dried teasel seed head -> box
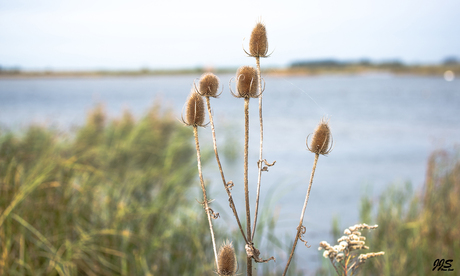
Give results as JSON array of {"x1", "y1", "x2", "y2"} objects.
[
  {"x1": 217, "y1": 240, "x2": 237, "y2": 276},
  {"x1": 235, "y1": 66, "x2": 259, "y2": 98},
  {"x1": 308, "y1": 117, "x2": 333, "y2": 155},
  {"x1": 198, "y1": 72, "x2": 220, "y2": 97},
  {"x1": 249, "y1": 21, "x2": 268, "y2": 57},
  {"x1": 183, "y1": 89, "x2": 205, "y2": 127}
]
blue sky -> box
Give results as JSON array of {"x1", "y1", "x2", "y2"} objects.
[{"x1": 1, "y1": 0, "x2": 459, "y2": 70}]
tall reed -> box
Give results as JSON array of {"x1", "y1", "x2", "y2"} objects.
[{"x1": 358, "y1": 149, "x2": 460, "y2": 275}]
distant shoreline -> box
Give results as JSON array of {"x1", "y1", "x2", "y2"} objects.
[{"x1": 1, "y1": 64, "x2": 459, "y2": 79}]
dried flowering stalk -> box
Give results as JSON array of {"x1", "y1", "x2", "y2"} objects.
[
  {"x1": 230, "y1": 65, "x2": 279, "y2": 274},
  {"x1": 230, "y1": 65, "x2": 261, "y2": 275},
  {"x1": 283, "y1": 117, "x2": 333, "y2": 276},
  {"x1": 181, "y1": 89, "x2": 219, "y2": 269},
  {"x1": 194, "y1": 73, "x2": 248, "y2": 245},
  {"x1": 319, "y1": 223, "x2": 385, "y2": 276},
  {"x1": 244, "y1": 20, "x2": 276, "y2": 243}
]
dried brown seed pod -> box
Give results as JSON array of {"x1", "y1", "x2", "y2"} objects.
[
  {"x1": 233, "y1": 66, "x2": 259, "y2": 98},
  {"x1": 249, "y1": 22, "x2": 268, "y2": 57},
  {"x1": 198, "y1": 72, "x2": 220, "y2": 97},
  {"x1": 182, "y1": 89, "x2": 206, "y2": 127},
  {"x1": 307, "y1": 117, "x2": 333, "y2": 155},
  {"x1": 217, "y1": 240, "x2": 237, "y2": 276}
]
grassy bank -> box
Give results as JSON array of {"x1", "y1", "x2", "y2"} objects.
[
  {"x1": 0, "y1": 104, "x2": 217, "y2": 275},
  {"x1": 1, "y1": 63, "x2": 459, "y2": 79},
  {"x1": 348, "y1": 149, "x2": 459, "y2": 275}
]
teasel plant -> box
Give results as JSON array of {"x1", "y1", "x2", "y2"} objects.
[
  {"x1": 180, "y1": 89, "x2": 219, "y2": 270},
  {"x1": 244, "y1": 20, "x2": 276, "y2": 243},
  {"x1": 193, "y1": 73, "x2": 249, "y2": 246},
  {"x1": 229, "y1": 65, "x2": 275, "y2": 275},
  {"x1": 283, "y1": 117, "x2": 334, "y2": 276}
]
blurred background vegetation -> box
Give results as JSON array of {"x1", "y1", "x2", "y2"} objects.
[
  {"x1": 318, "y1": 149, "x2": 460, "y2": 276},
  {"x1": 1, "y1": 103, "x2": 459, "y2": 275},
  {"x1": 0, "y1": 104, "x2": 217, "y2": 275}
]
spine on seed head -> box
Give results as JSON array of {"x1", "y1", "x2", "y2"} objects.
[
  {"x1": 236, "y1": 66, "x2": 259, "y2": 98},
  {"x1": 185, "y1": 89, "x2": 205, "y2": 127},
  {"x1": 249, "y1": 22, "x2": 268, "y2": 57},
  {"x1": 217, "y1": 240, "x2": 237, "y2": 276},
  {"x1": 199, "y1": 72, "x2": 220, "y2": 97}
]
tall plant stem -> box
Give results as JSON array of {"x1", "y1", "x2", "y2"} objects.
[
  {"x1": 252, "y1": 56, "x2": 264, "y2": 241},
  {"x1": 243, "y1": 97, "x2": 253, "y2": 275},
  {"x1": 283, "y1": 153, "x2": 320, "y2": 276},
  {"x1": 193, "y1": 126, "x2": 219, "y2": 270},
  {"x1": 205, "y1": 97, "x2": 248, "y2": 244}
]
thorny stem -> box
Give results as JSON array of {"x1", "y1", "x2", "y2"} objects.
[
  {"x1": 283, "y1": 153, "x2": 320, "y2": 276},
  {"x1": 252, "y1": 56, "x2": 264, "y2": 241},
  {"x1": 204, "y1": 97, "x2": 248, "y2": 244},
  {"x1": 193, "y1": 126, "x2": 219, "y2": 271},
  {"x1": 244, "y1": 97, "x2": 253, "y2": 275}
]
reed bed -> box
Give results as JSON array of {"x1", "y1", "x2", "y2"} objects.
[
  {"x1": 356, "y1": 149, "x2": 460, "y2": 275},
  {"x1": 0, "y1": 104, "x2": 217, "y2": 275}
]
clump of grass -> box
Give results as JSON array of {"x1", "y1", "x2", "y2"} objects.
[
  {"x1": 0, "y1": 104, "x2": 217, "y2": 275},
  {"x1": 358, "y1": 149, "x2": 460, "y2": 275}
]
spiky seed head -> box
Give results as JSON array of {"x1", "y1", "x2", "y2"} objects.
[
  {"x1": 199, "y1": 72, "x2": 220, "y2": 97},
  {"x1": 236, "y1": 66, "x2": 258, "y2": 98},
  {"x1": 249, "y1": 22, "x2": 268, "y2": 57},
  {"x1": 217, "y1": 240, "x2": 237, "y2": 276},
  {"x1": 309, "y1": 118, "x2": 332, "y2": 155},
  {"x1": 184, "y1": 89, "x2": 205, "y2": 127}
]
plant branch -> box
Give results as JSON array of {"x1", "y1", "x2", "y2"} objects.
[
  {"x1": 244, "y1": 97, "x2": 253, "y2": 275},
  {"x1": 205, "y1": 96, "x2": 248, "y2": 244},
  {"x1": 283, "y1": 153, "x2": 320, "y2": 276},
  {"x1": 193, "y1": 126, "x2": 219, "y2": 270},
  {"x1": 252, "y1": 56, "x2": 264, "y2": 241}
]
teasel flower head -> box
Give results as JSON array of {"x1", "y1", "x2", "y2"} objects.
[
  {"x1": 248, "y1": 21, "x2": 269, "y2": 57},
  {"x1": 181, "y1": 89, "x2": 206, "y2": 127},
  {"x1": 217, "y1": 240, "x2": 238, "y2": 276},
  {"x1": 307, "y1": 117, "x2": 333, "y2": 155},
  {"x1": 195, "y1": 72, "x2": 222, "y2": 98},
  {"x1": 230, "y1": 66, "x2": 261, "y2": 98}
]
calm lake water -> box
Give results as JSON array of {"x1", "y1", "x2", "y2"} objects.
[{"x1": 1, "y1": 74, "x2": 459, "y2": 274}]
